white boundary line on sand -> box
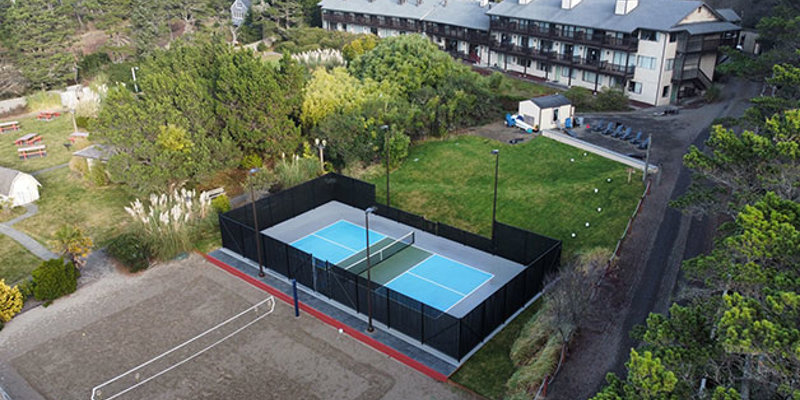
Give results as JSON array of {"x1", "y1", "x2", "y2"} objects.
[{"x1": 90, "y1": 296, "x2": 276, "y2": 400}]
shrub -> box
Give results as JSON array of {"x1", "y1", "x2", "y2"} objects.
[
  {"x1": 88, "y1": 163, "x2": 109, "y2": 186},
  {"x1": 562, "y1": 87, "x2": 594, "y2": 111},
  {"x1": 256, "y1": 42, "x2": 268, "y2": 52},
  {"x1": 69, "y1": 157, "x2": 90, "y2": 176},
  {"x1": 26, "y1": 91, "x2": 62, "y2": 112},
  {"x1": 31, "y1": 258, "x2": 79, "y2": 303},
  {"x1": 0, "y1": 279, "x2": 24, "y2": 322},
  {"x1": 240, "y1": 153, "x2": 263, "y2": 170},
  {"x1": 211, "y1": 194, "x2": 231, "y2": 214},
  {"x1": 124, "y1": 187, "x2": 214, "y2": 260},
  {"x1": 16, "y1": 279, "x2": 35, "y2": 301},
  {"x1": 78, "y1": 52, "x2": 112, "y2": 80},
  {"x1": 593, "y1": 88, "x2": 629, "y2": 111},
  {"x1": 75, "y1": 116, "x2": 91, "y2": 129},
  {"x1": 386, "y1": 131, "x2": 410, "y2": 168},
  {"x1": 107, "y1": 232, "x2": 152, "y2": 272},
  {"x1": 705, "y1": 84, "x2": 722, "y2": 103},
  {"x1": 274, "y1": 155, "x2": 321, "y2": 189}
]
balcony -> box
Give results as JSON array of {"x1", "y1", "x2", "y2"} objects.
[
  {"x1": 490, "y1": 41, "x2": 635, "y2": 77},
  {"x1": 425, "y1": 24, "x2": 490, "y2": 44},
  {"x1": 489, "y1": 19, "x2": 639, "y2": 51},
  {"x1": 676, "y1": 36, "x2": 733, "y2": 54},
  {"x1": 447, "y1": 50, "x2": 482, "y2": 64},
  {"x1": 323, "y1": 13, "x2": 420, "y2": 32}
]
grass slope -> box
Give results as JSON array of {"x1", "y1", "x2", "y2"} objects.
[
  {"x1": 367, "y1": 135, "x2": 643, "y2": 258},
  {"x1": 0, "y1": 114, "x2": 88, "y2": 173},
  {"x1": 14, "y1": 168, "x2": 132, "y2": 251}
]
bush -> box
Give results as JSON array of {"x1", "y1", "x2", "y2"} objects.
[
  {"x1": 705, "y1": 84, "x2": 722, "y2": 103},
  {"x1": 107, "y1": 232, "x2": 152, "y2": 272},
  {"x1": 256, "y1": 42, "x2": 268, "y2": 52},
  {"x1": 78, "y1": 52, "x2": 112, "y2": 80},
  {"x1": 594, "y1": 88, "x2": 629, "y2": 111},
  {"x1": 75, "y1": 116, "x2": 91, "y2": 129},
  {"x1": 26, "y1": 91, "x2": 62, "y2": 112},
  {"x1": 88, "y1": 163, "x2": 109, "y2": 186},
  {"x1": 31, "y1": 258, "x2": 79, "y2": 303},
  {"x1": 69, "y1": 157, "x2": 90, "y2": 176},
  {"x1": 211, "y1": 194, "x2": 231, "y2": 214},
  {"x1": 562, "y1": 87, "x2": 594, "y2": 111},
  {"x1": 274, "y1": 155, "x2": 321, "y2": 189},
  {"x1": 240, "y1": 153, "x2": 263, "y2": 170},
  {"x1": 0, "y1": 279, "x2": 24, "y2": 322},
  {"x1": 16, "y1": 279, "x2": 35, "y2": 301}
]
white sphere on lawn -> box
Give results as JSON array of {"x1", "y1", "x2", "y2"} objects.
[
  {"x1": 597, "y1": 207, "x2": 602, "y2": 212},
  {"x1": 607, "y1": 178, "x2": 612, "y2": 183},
  {"x1": 594, "y1": 188, "x2": 599, "y2": 193},
  {"x1": 583, "y1": 152, "x2": 588, "y2": 156},
  {"x1": 585, "y1": 222, "x2": 590, "y2": 227},
  {"x1": 570, "y1": 158, "x2": 575, "y2": 162},
  {"x1": 571, "y1": 233, "x2": 576, "y2": 238}
]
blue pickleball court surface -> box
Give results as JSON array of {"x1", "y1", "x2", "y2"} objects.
[
  {"x1": 291, "y1": 220, "x2": 385, "y2": 264},
  {"x1": 385, "y1": 255, "x2": 493, "y2": 312}
]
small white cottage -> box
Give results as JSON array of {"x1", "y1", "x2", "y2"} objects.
[
  {"x1": 0, "y1": 166, "x2": 40, "y2": 206},
  {"x1": 230, "y1": 0, "x2": 252, "y2": 26},
  {"x1": 518, "y1": 94, "x2": 575, "y2": 131}
]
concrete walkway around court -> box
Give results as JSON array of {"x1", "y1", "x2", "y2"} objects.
[{"x1": 0, "y1": 203, "x2": 58, "y2": 260}]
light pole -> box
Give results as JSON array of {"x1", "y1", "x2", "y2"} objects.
[
  {"x1": 365, "y1": 206, "x2": 377, "y2": 333},
  {"x1": 249, "y1": 168, "x2": 265, "y2": 277},
  {"x1": 491, "y1": 149, "x2": 500, "y2": 239},
  {"x1": 131, "y1": 66, "x2": 140, "y2": 93},
  {"x1": 381, "y1": 125, "x2": 390, "y2": 207},
  {"x1": 314, "y1": 138, "x2": 327, "y2": 172}
]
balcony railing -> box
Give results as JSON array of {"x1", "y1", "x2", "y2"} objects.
[
  {"x1": 490, "y1": 41, "x2": 635, "y2": 76},
  {"x1": 323, "y1": 13, "x2": 419, "y2": 31},
  {"x1": 489, "y1": 20, "x2": 639, "y2": 51},
  {"x1": 424, "y1": 24, "x2": 490, "y2": 44}
]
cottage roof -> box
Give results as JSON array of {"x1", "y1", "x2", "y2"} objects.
[
  {"x1": 73, "y1": 144, "x2": 114, "y2": 162},
  {"x1": 529, "y1": 94, "x2": 571, "y2": 108},
  {"x1": 715, "y1": 8, "x2": 740, "y2": 23},
  {"x1": 0, "y1": 166, "x2": 21, "y2": 197},
  {"x1": 319, "y1": 0, "x2": 490, "y2": 30}
]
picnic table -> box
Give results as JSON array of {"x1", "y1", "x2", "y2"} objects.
[
  {"x1": 0, "y1": 121, "x2": 20, "y2": 133},
  {"x1": 18, "y1": 145, "x2": 47, "y2": 160},
  {"x1": 68, "y1": 131, "x2": 89, "y2": 143},
  {"x1": 37, "y1": 111, "x2": 61, "y2": 121},
  {"x1": 14, "y1": 133, "x2": 42, "y2": 146}
]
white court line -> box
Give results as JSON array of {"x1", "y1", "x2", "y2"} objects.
[
  {"x1": 406, "y1": 271, "x2": 467, "y2": 296},
  {"x1": 289, "y1": 219, "x2": 344, "y2": 245},
  {"x1": 90, "y1": 297, "x2": 275, "y2": 400},
  {"x1": 383, "y1": 254, "x2": 435, "y2": 287},
  {"x1": 310, "y1": 233, "x2": 359, "y2": 253},
  {"x1": 444, "y1": 274, "x2": 494, "y2": 313}
]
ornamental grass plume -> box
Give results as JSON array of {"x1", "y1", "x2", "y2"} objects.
[{"x1": 124, "y1": 186, "x2": 212, "y2": 260}]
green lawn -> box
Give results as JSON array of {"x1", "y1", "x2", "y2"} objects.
[
  {"x1": 0, "y1": 206, "x2": 26, "y2": 223},
  {"x1": 0, "y1": 235, "x2": 41, "y2": 284},
  {"x1": 451, "y1": 300, "x2": 542, "y2": 399},
  {"x1": 366, "y1": 135, "x2": 643, "y2": 258},
  {"x1": 14, "y1": 168, "x2": 133, "y2": 251},
  {"x1": 496, "y1": 74, "x2": 558, "y2": 101},
  {"x1": 0, "y1": 113, "x2": 90, "y2": 173}
]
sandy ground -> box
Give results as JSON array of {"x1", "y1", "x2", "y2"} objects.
[{"x1": 0, "y1": 254, "x2": 476, "y2": 400}]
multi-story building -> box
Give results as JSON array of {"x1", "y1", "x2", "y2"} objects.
[{"x1": 319, "y1": 0, "x2": 740, "y2": 106}]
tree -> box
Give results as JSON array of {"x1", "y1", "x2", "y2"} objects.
[
  {"x1": 675, "y1": 109, "x2": 800, "y2": 217},
  {"x1": 0, "y1": 279, "x2": 23, "y2": 323},
  {"x1": 342, "y1": 34, "x2": 379, "y2": 63},
  {"x1": 592, "y1": 350, "x2": 680, "y2": 400},
  {"x1": 3, "y1": 0, "x2": 75, "y2": 89},
  {"x1": 52, "y1": 225, "x2": 93, "y2": 268}
]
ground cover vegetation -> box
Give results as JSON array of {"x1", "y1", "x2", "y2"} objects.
[{"x1": 593, "y1": 3, "x2": 800, "y2": 398}]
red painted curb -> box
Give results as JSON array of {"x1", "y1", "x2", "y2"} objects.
[{"x1": 199, "y1": 252, "x2": 449, "y2": 382}]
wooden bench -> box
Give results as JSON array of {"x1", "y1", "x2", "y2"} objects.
[
  {"x1": 206, "y1": 187, "x2": 226, "y2": 199},
  {"x1": 18, "y1": 145, "x2": 47, "y2": 160},
  {"x1": 14, "y1": 133, "x2": 42, "y2": 146},
  {"x1": 0, "y1": 121, "x2": 20, "y2": 133},
  {"x1": 37, "y1": 111, "x2": 61, "y2": 121},
  {"x1": 68, "y1": 131, "x2": 89, "y2": 143}
]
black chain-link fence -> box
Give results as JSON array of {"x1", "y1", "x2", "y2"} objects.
[{"x1": 219, "y1": 173, "x2": 561, "y2": 360}]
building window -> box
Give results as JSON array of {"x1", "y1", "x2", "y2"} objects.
[
  {"x1": 582, "y1": 71, "x2": 597, "y2": 82},
  {"x1": 561, "y1": 67, "x2": 570, "y2": 77},
  {"x1": 639, "y1": 30, "x2": 657, "y2": 41},
  {"x1": 662, "y1": 85, "x2": 670, "y2": 97},
  {"x1": 525, "y1": 59, "x2": 532, "y2": 68},
  {"x1": 609, "y1": 76, "x2": 623, "y2": 88},
  {"x1": 664, "y1": 58, "x2": 674, "y2": 71},
  {"x1": 628, "y1": 81, "x2": 642, "y2": 94},
  {"x1": 510, "y1": 56, "x2": 517, "y2": 65},
  {"x1": 636, "y1": 56, "x2": 656, "y2": 70},
  {"x1": 537, "y1": 62, "x2": 551, "y2": 72},
  {"x1": 669, "y1": 33, "x2": 677, "y2": 42}
]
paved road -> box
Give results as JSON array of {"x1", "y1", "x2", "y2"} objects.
[{"x1": 547, "y1": 78, "x2": 761, "y2": 399}]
